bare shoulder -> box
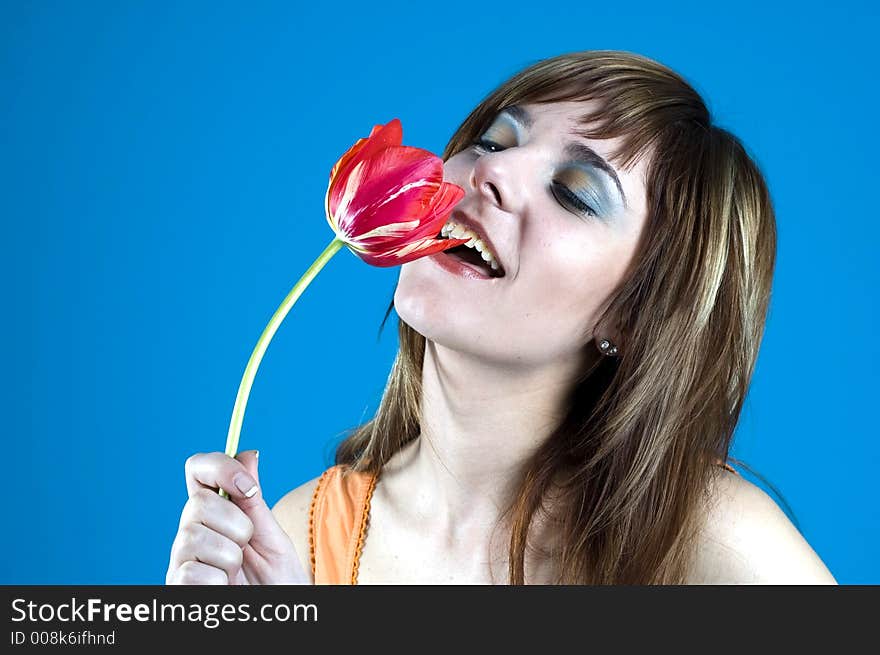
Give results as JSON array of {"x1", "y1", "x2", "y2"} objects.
[
  {"x1": 688, "y1": 468, "x2": 837, "y2": 584},
  {"x1": 270, "y1": 473, "x2": 325, "y2": 585}
]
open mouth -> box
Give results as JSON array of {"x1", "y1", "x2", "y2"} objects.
[{"x1": 436, "y1": 234, "x2": 505, "y2": 278}]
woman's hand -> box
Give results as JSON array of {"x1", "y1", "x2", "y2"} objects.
[{"x1": 166, "y1": 450, "x2": 310, "y2": 585}]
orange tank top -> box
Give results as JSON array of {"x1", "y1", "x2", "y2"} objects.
[
  {"x1": 308, "y1": 460, "x2": 738, "y2": 585},
  {"x1": 309, "y1": 464, "x2": 379, "y2": 585}
]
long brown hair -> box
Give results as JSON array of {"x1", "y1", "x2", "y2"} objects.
[{"x1": 335, "y1": 50, "x2": 777, "y2": 583}]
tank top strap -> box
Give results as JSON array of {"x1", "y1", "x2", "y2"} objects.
[
  {"x1": 717, "y1": 459, "x2": 738, "y2": 475},
  {"x1": 308, "y1": 464, "x2": 378, "y2": 585}
]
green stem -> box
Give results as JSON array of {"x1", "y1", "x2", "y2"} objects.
[{"x1": 219, "y1": 237, "x2": 346, "y2": 499}]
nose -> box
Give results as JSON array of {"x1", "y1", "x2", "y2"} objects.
[{"x1": 469, "y1": 151, "x2": 524, "y2": 214}]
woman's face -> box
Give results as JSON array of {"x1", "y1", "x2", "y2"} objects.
[{"x1": 394, "y1": 100, "x2": 651, "y2": 368}]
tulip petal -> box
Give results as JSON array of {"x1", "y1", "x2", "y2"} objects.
[
  {"x1": 335, "y1": 146, "x2": 443, "y2": 235},
  {"x1": 425, "y1": 181, "x2": 467, "y2": 222},
  {"x1": 385, "y1": 181, "x2": 464, "y2": 243},
  {"x1": 328, "y1": 137, "x2": 367, "y2": 188},
  {"x1": 328, "y1": 119, "x2": 404, "y2": 215},
  {"x1": 353, "y1": 234, "x2": 470, "y2": 267},
  {"x1": 352, "y1": 119, "x2": 403, "y2": 165},
  {"x1": 327, "y1": 122, "x2": 392, "y2": 188},
  {"x1": 354, "y1": 218, "x2": 423, "y2": 242},
  {"x1": 331, "y1": 159, "x2": 375, "y2": 234}
]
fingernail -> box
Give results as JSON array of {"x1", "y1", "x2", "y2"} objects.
[
  {"x1": 233, "y1": 473, "x2": 258, "y2": 498},
  {"x1": 254, "y1": 450, "x2": 259, "y2": 459}
]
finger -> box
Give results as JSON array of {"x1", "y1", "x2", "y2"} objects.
[
  {"x1": 179, "y1": 489, "x2": 254, "y2": 548},
  {"x1": 227, "y1": 450, "x2": 280, "y2": 541},
  {"x1": 170, "y1": 522, "x2": 243, "y2": 584},
  {"x1": 184, "y1": 452, "x2": 259, "y2": 501},
  {"x1": 169, "y1": 560, "x2": 229, "y2": 585},
  {"x1": 236, "y1": 450, "x2": 260, "y2": 486}
]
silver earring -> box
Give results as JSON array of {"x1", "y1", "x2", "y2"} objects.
[{"x1": 598, "y1": 338, "x2": 619, "y2": 357}]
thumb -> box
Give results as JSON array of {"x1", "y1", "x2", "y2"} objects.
[
  {"x1": 236, "y1": 449, "x2": 261, "y2": 486},
  {"x1": 231, "y1": 450, "x2": 280, "y2": 539}
]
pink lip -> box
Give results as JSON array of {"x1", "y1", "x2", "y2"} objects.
[{"x1": 427, "y1": 250, "x2": 500, "y2": 281}]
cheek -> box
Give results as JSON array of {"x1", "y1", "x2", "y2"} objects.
[
  {"x1": 522, "y1": 237, "x2": 623, "y2": 333},
  {"x1": 441, "y1": 154, "x2": 472, "y2": 186}
]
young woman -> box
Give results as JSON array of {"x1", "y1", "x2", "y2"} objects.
[{"x1": 167, "y1": 50, "x2": 836, "y2": 585}]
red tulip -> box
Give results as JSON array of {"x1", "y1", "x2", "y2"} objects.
[
  {"x1": 325, "y1": 118, "x2": 468, "y2": 265},
  {"x1": 219, "y1": 119, "x2": 467, "y2": 493}
]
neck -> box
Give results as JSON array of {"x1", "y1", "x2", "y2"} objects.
[{"x1": 393, "y1": 339, "x2": 593, "y2": 534}]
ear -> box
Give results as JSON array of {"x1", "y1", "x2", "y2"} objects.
[{"x1": 593, "y1": 314, "x2": 623, "y2": 357}]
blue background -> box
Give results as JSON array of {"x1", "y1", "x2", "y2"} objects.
[{"x1": 3, "y1": 1, "x2": 877, "y2": 584}]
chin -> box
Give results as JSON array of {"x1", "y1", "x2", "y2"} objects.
[
  {"x1": 395, "y1": 260, "x2": 514, "y2": 352},
  {"x1": 393, "y1": 280, "x2": 450, "y2": 342}
]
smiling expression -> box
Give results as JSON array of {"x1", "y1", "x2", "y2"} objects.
[{"x1": 394, "y1": 100, "x2": 652, "y2": 368}]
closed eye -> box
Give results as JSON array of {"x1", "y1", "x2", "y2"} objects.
[{"x1": 551, "y1": 183, "x2": 597, "y2": 218}]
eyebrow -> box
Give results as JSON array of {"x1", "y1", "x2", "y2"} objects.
[{"x1": 498, "y1": 105, "x2": 628, "y2": 208}]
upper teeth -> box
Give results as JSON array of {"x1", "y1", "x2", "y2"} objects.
[{"x1": 440, "y1": 221, "x2": 501, "y2": 272}]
